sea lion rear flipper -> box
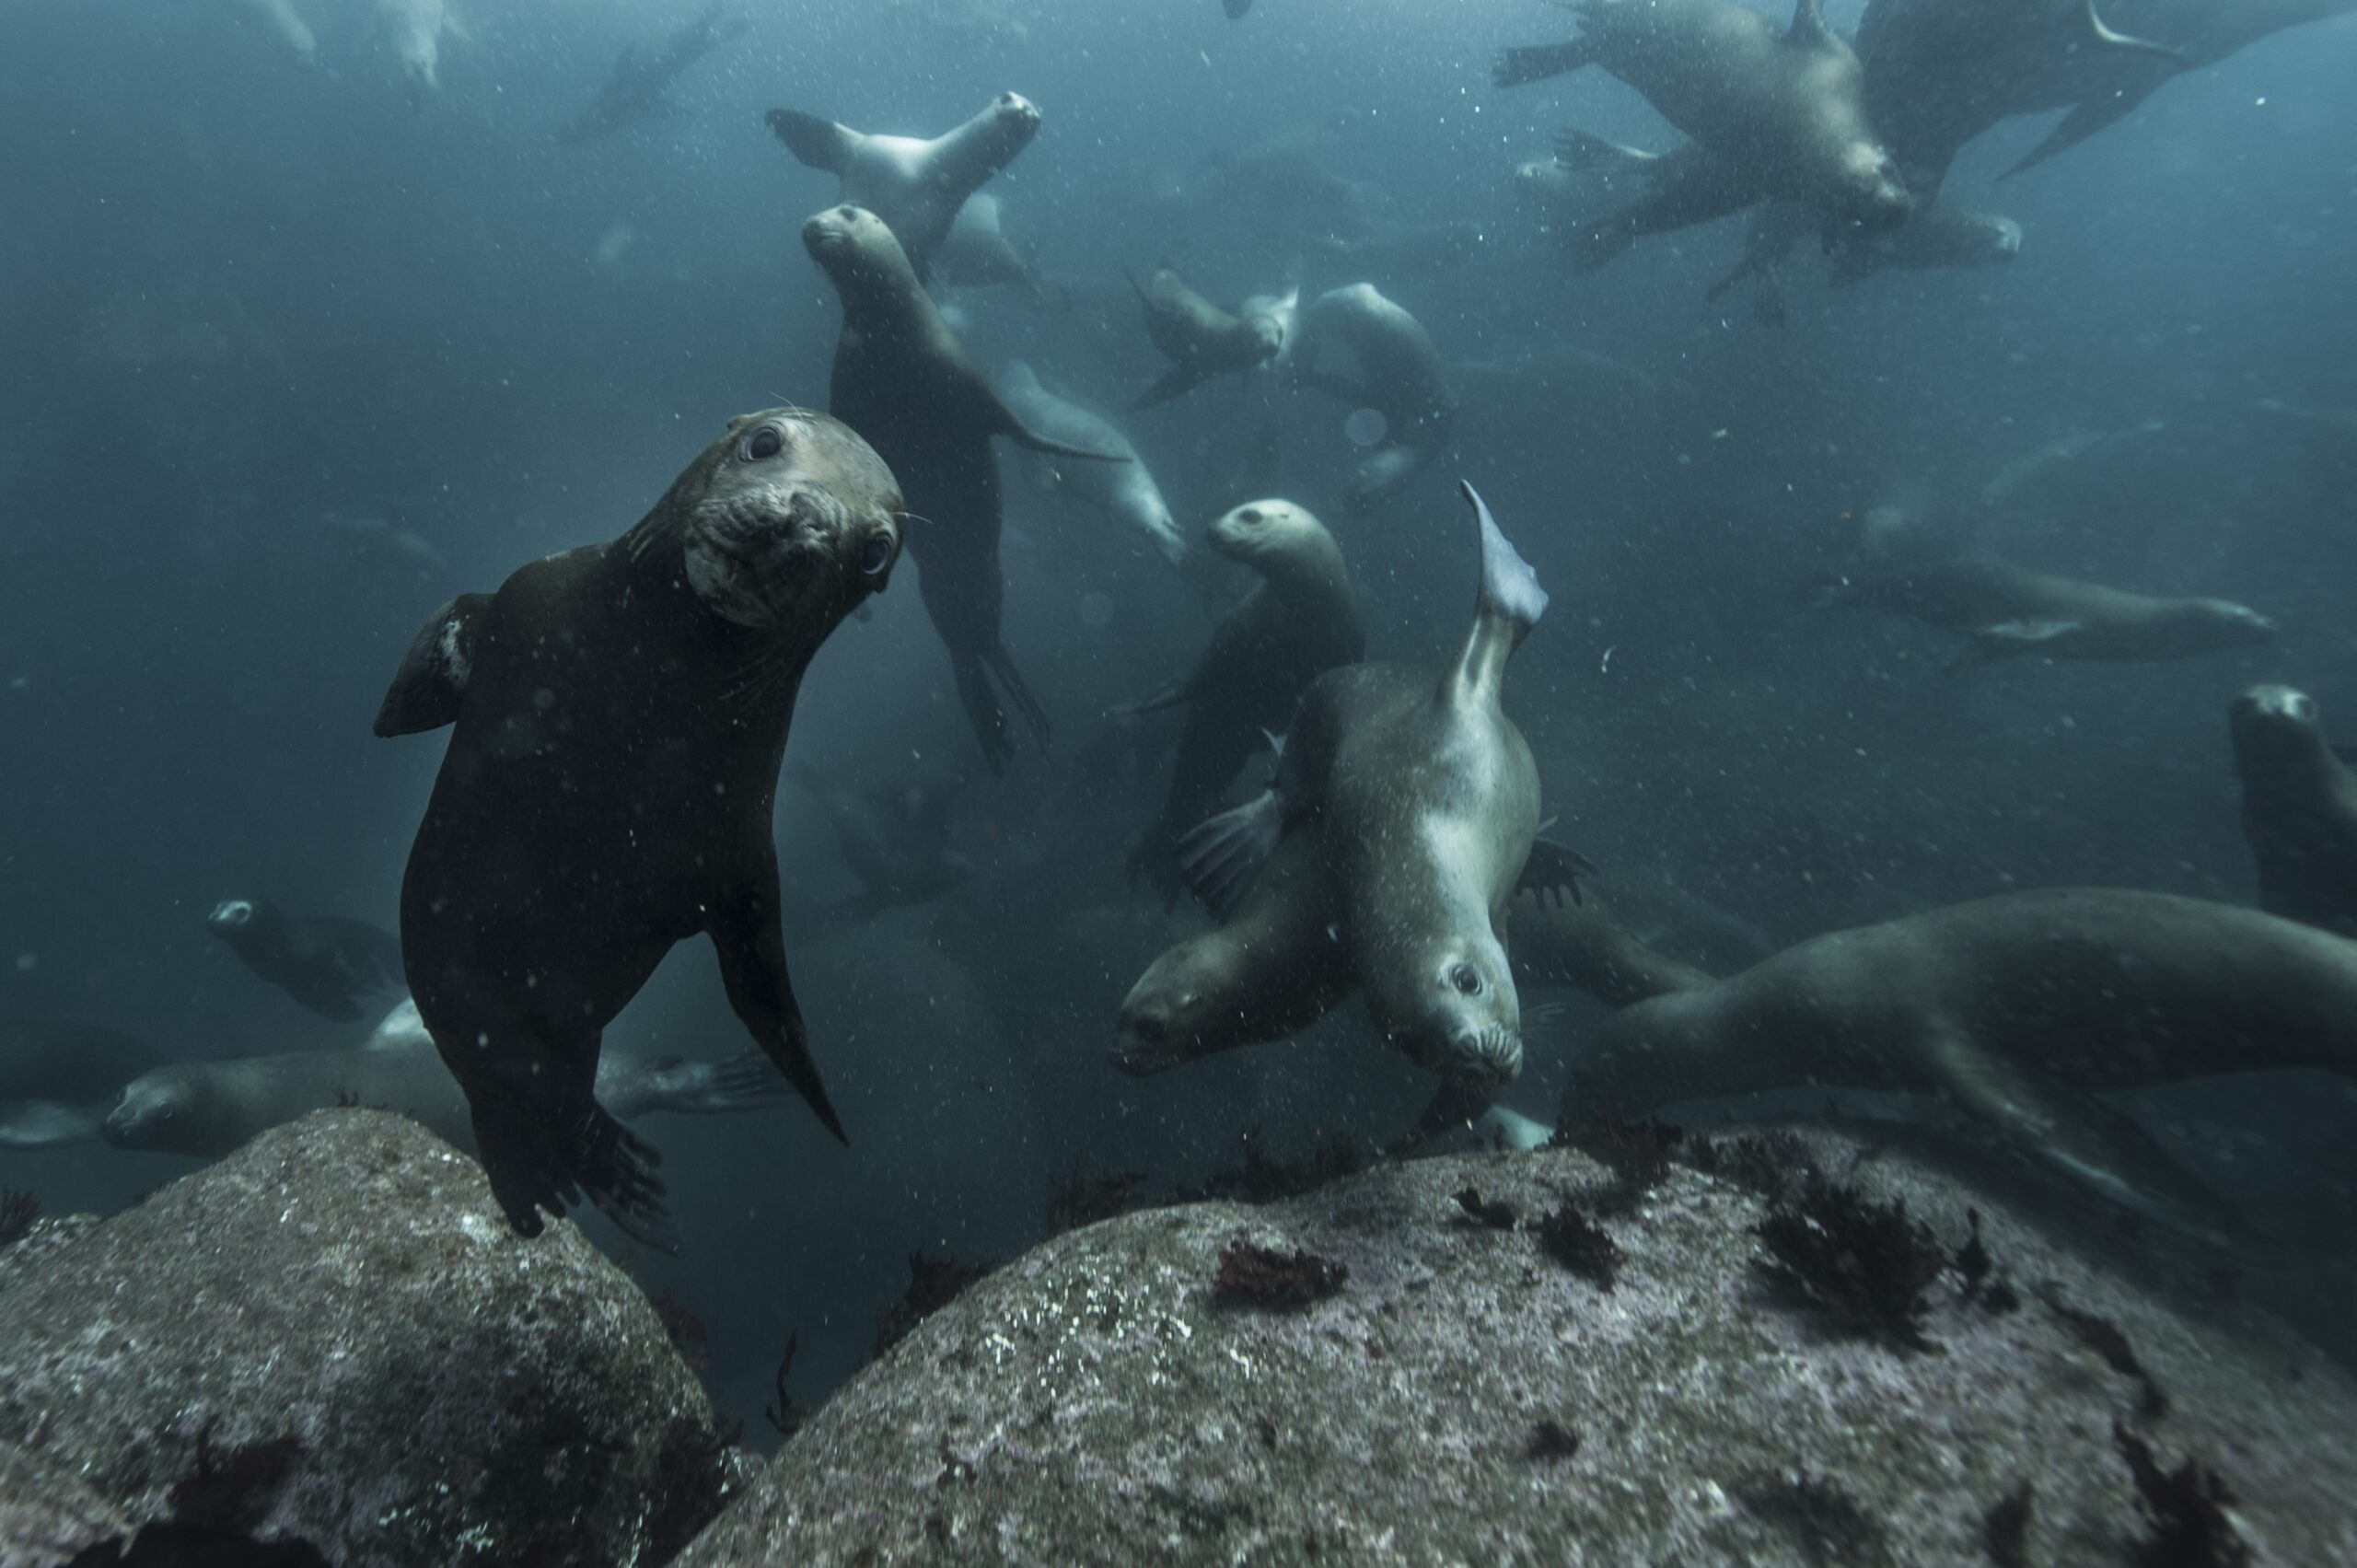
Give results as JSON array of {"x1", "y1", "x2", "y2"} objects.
[
  {"x1": 1448, "y1": 483, "x2": 1550, "y2": 705},
  {"x1": 0, "y1": 1100, "x2": 109, "y2": 1149},
  {"x1": 374, "y1": 592, "x2": 492, "y2": 737},
  {"x1": 1519, "y1": 836, "x2": 1598, "y2": 909},
  {"x1": 2000, "y1": 91, "x2": 2154, "y2": 180},
  {"x1": 1553, "y1": 129, "x2": 1664, "y2": 179},
  {"x1": 1132, "y1": 363, "x2": 1213, "y2": 412},
  {"x1": 1412, "y1": 1075, "x2": 1505, "y2": 1140},
  {"x1": 1493, "y1": 40, "x2": 1594, "y2": 88},
  {"x1": 1176, "y1": 789, "x2": 1288, "y2": 922},
  {"x1": 763, "y1": 108, "x2": 856, "y2": 172},
  {"x1": 638, "y1": 1051, "x2": 795, "y2": 1116},
  {"x1": 2332, "y1": 743, "x2": 2357, "y2": 766},
  {"x1": 709, "y1": 889, "x2": 848, "y2": 1145},
  {"x1": 470, "y1": 1087, "x2": 678, "y2": 1252}
]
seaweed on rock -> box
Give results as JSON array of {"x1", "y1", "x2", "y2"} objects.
[
  {"x1": 1981, "y1": 1480, "x2": 2034, "y2": 1567},
  {"x1": 1736, "y1": 1470, "x2": 1894, "y2": 1566},
  {"x1": 69, "y1": 1428, "x2": 329, "y2": 1566},
  {"x1": 1753, "y1": 1177, "x2": 1945, "y2": 1352},
  {"x1": 2046, "y1": 1292, "x2": 2168, "y2": 1419},
  {"x1": 763, "y1": 1331, "x2": 812, "y2": 1439},
  {"x1": 1555, "y1": 1116, "x2": 1681, "y2": 1210},
  {"x1": 1684, "y1": 1130, "x2": 1818, "y2": 1200},
  {"x1": 1044, "y1": 1160, "x2": 1151, "y2": 1236},
  {"x1": 1212, "y1": 1240, "x2": 1347, "y2": 1308},
  {"x1": 1181, "y1": 1125, "x2": 1372, "y2": 1205},
  {"x1": 2115, "y1": 1423, "x2": 2250, "y2": 1568},
  {"x1": 0, "y1": 1187, "x2": 38, "y2": 1249},
  {"x1": 873, "y1": 1251, "x2": 995, "y2": 1359},
  {"x1": 1525, "y1": 1419, "x2": 1581, "y2": 1461},
  {"x1": 1536, "y1": 1202, "x2": 1622, "y2": 1289},
  {"x1": 1452, "y1": 1186, "x2": 1517, "y2": 1230}
]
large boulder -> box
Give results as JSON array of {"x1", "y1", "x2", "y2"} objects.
[
  {"x1": 0, "y1": 1110, "x2": 730, "y2": 1566},
  {"x1": 681, "y1": 1130, "x2": 2357, "y2": 1565}
]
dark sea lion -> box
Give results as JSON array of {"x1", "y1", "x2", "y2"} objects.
[
  {"x1": 1293, "y1": 284, "x2": 1457, "y2": 517},
  {"x1": 1126, "y1": 262, "x2": 1288, "y2": 411},
  {"x1": 204, "y1": 897, "x2": 405, "y2": 1022},
  {"x1": 785, "y1": 760, "x2": 975, "y2": 923},
  {"x1": 1802, "y1": 558, "x2": 2276, "y2": 668},
  {"x1": 101, "y1": 1001, "x2": 794, "y2": 1161},
  {"x1": 1177, "y1": 484, "x2": 1576, "y2": 1109},
  {"x1": 803, "y1": 203, "x2": 1122, "y2": 773},
  {"x1": 374, "y1": 407, "x2": 904, "y2": 1245},
  {"x1": 2231, "y1": 686, "x2": 2357, "y2": 940},
  {"x1": 764, "y1": 92, "x2": 1041, "y2": 279},
  {"x1": 0, "y1": 1018, "x2": 165, "y2": 1148},
  {"x1": 1495, "y1": 0, "x2": 1911, "y2": 269},
  {"x1": 1115, "y1": 498, "x2": 1364, "y2": 902},
  {"x1": 557, "y1": 2, "x2": 746, "y2": 145},
  {"x1": 1562, "y1": 889, "x2": 2357, "y2": 1231}
]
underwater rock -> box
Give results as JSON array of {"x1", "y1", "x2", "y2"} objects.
[
  {"x1": 0, "y1": 1436, "x2": 131, "y2": 1564},
  {"x1": 677, "y1": 1130, "x2": 2357, "y2": 1565},
  {"x1": 0, "y1": 1110, "x2": 729, "y2": 1566}
]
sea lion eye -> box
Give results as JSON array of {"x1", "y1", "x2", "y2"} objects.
[
  {"x1": 1237, "y1": 507, "x2": 1262, "y2": 524},
  {"x1": 1449, "y1": 963, "x2": 1482, "y2": 996},
  {"x1": 857, "y1": 535, "x2": 893, "y2": 575},
  {"x1": 742, "y1": 425, "x2": 785, "y2": 462}
]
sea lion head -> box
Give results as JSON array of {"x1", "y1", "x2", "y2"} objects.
[
  {"x1": 801, "y1": 203, "x2": 921, "y2": 299},
  {"x1": 2230, "y1": 684, "x2": 2326, "y2": 768},
  {"x1": 984, "y1": 91, "x2": 1043, "y2": 144},
  {"x1": 1391, "y1": 935, "x2": 1524, "y2": 1095},
  {"x1": 101, "y1": 1068, "x2": 215, "y2": 1156},
  {"x1": 653, "y1": 408, "x2": 903, "y2": 633},
  {"x1": 1111, "y1": 937, "x2": 1244, "y2": 1075},
  {"x1": 1208, "y1": 499, "x2": 1325, "y2": 566},
  {"x1": 1826, "y1": 144, "x2": 1912, "y2": 241}
]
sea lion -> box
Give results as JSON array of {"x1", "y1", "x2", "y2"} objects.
[
  {"x1": 558, "y1": 3, "x2": 746, "y2": 145},
  {"x1": 804, "y1": 204, "x2": 1121, "y2": 773},
  {"x1": 1706, "y1": 198, "x2": 2021, "y2": 318},
  {"x1": 1495, "y1": 0, "x2": 1912, "y2": 269},
  {"x1": 204, "y1": 897, "x2": 405, "y2": 1022},
  {"x1": 934, "y1": 193, "x2": 1050, "y2": 295},
  {"x1": 1508, "y1": 887, "x2": 1714, "y2": 1009},
  {"x1": 374, "y1": 407, "x2": 904, "y2": 1246},
  {"x1": 1126, "y1": 262, "x2": 1290, "y2": 410},
  {"x1": 1292, "y1": 284, "x2": 1457, "y2": 517},
  {"x1": 2230, "y1": 686, "x2": 2357, "y2": 940},
  {"x1": 785, "y1": 760, "x2": 975, "y2": 923},
  {"x1": 1174, "y1": 484, "x2": 1575, "y2": 1110},
  {"x1": 996, "y1": 362, "x2": 1191, "y2": 569},
  {"x1": 101, "y1": 1002, "x2": 795, "y2": 1162},
  {"x1": 1561, "y1": 889, "x2": 2357, "y2": 1229},
  {"x1": 765, "y1": 93, "x2": 1041, "y2": 279},
  {"x1": 1115, "y1": 499, "x2": 1364, "y2": 901},
  {"x1": 1802, "y1": 558, "x2": 2276, "y2": 668},
  {"x1": 377, "y1": 0, "x2": 452, "y2": 99},
  {"x1": 0, "y1": 1018, "x2": 165, "y2": 1148}
]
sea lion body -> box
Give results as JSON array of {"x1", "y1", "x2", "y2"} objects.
[
  {"x1": 934, "y1": 193, "x2": 1044, "y2": 292},
  {"x1": 1805, "y1": 557, "x2": 2275, "y2": 667},
  {"x1": 1295, "y1": 284, "x2": 1457, "y2": 516},
  {"x1": 766, "y1": 93, "x2": 1041, "y2": 277},
  {"x1": 997, "y1": 361, "x2": 1190, "y2": 568},
  {"x1": 1120, "y1": 499, "x2": 1364, "y2": 900},
  {"x1": 0, "y1": 1019, "x2": 165, "y2": 1148},
  {"x1": 205, "y1": 897, "x2": 404, "y2": 1022},
  {"x1": 804, "y1": 204, "x2": 1119, "y2": 773},
  {"x1": 2231, "y1": 686, "x2": 2357, "y2": 939},
  {"x1": 1127, "y1": 264, "x2": 1287, "y2": 410},
  {"x1": 1566, "y1": 888, "x2": 2357, "y2": 1225},
  {"x1": 377, "y1": 408, "x2": 903, "y2": 1244}
]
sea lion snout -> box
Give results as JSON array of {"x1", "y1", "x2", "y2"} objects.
[
  {"x1": 207, "y1": 898, "x2": 257, "y2": 933},
  {"x1": 993, "y1": 92, "x2": 1041, "y2": 126},
  {"x1": 2235, "y1": 685, "x2": 2317, "y2": 727},
  {"x1": 684, "y1": 482, "x2": 890, "y2": 628}
]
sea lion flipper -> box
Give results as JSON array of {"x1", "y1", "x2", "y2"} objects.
[
  {"x1": 2079, "y1": 0, "x2": 2193, "y2": 65},
  {"x1": 1999, "y1": 93, "x2": 2151, "y2": 180},
  {"x1": 635, "y1": 1051, "x2": 795, "y2": 1116},
  {"x1": 374, "y1": 592, "x2": 491, "y2": 737},
  {"x1": 1449, "y1": 483, "x2": 1549, "y2": 705},
  {"x1": 1107, "y1": 673, "x2": 1191, "y2": 719},
  {"x1": 764, "y1": 108, "x2": 856, "y2": 172},
  {"x1": 1176, "y1": 789, "x2": 1288, "y2": 922},
  {"x1": 1005, "y1": 420, "x2": 1131, "y2": 465},
  {"x1": 1553, "y1": 128, "x2": 1663, "y2": 176},
  {"x1": 470, "y1": 1087, "x2": 678, "y2": 1251},
  {"x1": 1947, "y1": 619, "x2": 2078, "y2": 671},
  {"x1": 1493, "y1": 40, "x2": 1593, "y2": 88},
  {"x1": 1131, "y1": 364, "x2": 1212, "y2": 412},
  {"x1": 1782, "y1": 0, "x2": 1834, "y2": 51},
  {"x1": 2332, "y1": 743, "x2": 2357, "y2": 767},
  {"x1": 709, "y1": 893, "x2": 848, "y2": 1144},
  {"x1": 1519, "y1": 837, "x2": 1598, "y2": 909}
]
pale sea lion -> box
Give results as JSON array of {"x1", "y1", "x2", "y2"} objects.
[
  {"x1": 1293, "y1": 284, "x2": 1457, "y2": 517},
  {"x1": 996, "y1": 361, "x2": 1191, "y2": 569},
  {"x1": 1803, "y1": 558, "x2": 2276, "y2": 668},
  {"x1": 1562, "y1": 889, "x2": 2357, "y2": 1229},
  {"x1": 1496, "y1": 0, "x2": 1911, "y2": 269},
  {"x1": 2231, "y1": 686, "x2": 2357, "y2": 940},
  {"x1": 1115, "y1": 498, "x2": 1364, "y2": 901},
  {"x1": 374, "y1": 408, "x2": 904, "y2": 1246},
  {"x1": 0, "y1": 1018, "x2": 164, "y2": 1148},
  {"x1": 1126, "y1": 262, "x2": 1290, "y2": 410},
  {"x1": 804, "y1": 204, "x2": 1122, "y2": 773},
  {"x1": 204, "y1": 897, "x2": 404, "y2": 1023},
  {"x1": 377, "y1": 0, "x2": 452, "y2": 100},
  {"x1": 1176, "y1": 484, "x2": 1576, "y2": 1108},
  {"x1": 765, "y1": 93, "x2": 1041, "y2": 279}
]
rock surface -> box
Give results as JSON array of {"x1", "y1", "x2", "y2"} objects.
[
  {"x1": 0, "y1": 1110, "x2": 728, "y2": 1566},
  {"x1": 681, "y1": 1130, "x2": 2357, "y2": 1566},
  {"x1": 0, "y1": 1436, "x2": 129, "y2": 1568}
]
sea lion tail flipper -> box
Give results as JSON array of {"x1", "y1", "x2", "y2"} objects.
[
  {"x1": 373, "y1": 592, "x2": 492, "y2": 737},
  {"x1": 985, "y1": 643, "x2": 1053, "y2": 750},
  {"x1": 1175, "y1": 789, "x2": 1287, "y2": 921},
  {"x1": 709, "y1": 892, "x2": 848, "y2": 1144},
  {"x1": 1493, "y1": 40, "x2": 1593, "y2": 88},
  {"x1": 762, "y1": 108, "x2": 855, "y2": 172},
  {"x1": 642, "y1": 1051, "x2": 795, "y2": 1116},
  {"x1": 1456, "y1": 482, "x2": 1550, "y2": 697},
  {"x1": 1131, "y1": 364, "x2": 1211, "y2": 412},
  {"x1": 1519, "y1": 836, "x2": 1599, "y2": 909}
]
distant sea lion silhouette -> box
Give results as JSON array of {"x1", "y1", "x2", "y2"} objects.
[{"x1": 1125, "y1": 262, "x2": 1290, "y2": 411}]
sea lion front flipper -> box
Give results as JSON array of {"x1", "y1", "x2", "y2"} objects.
[
  {"x1": 708, "y1": 887, "x2": 847, "y2": 1144},
  {"x1": 1131, "y1": 363, "x2": 1213, "y2": 412},
  {"x1": 374, "y1": 593, "x2": 491, "y2": 737},
  {"x1": 2079, "y1": 0, "x2": 2193, "y2": 66},
  {"x1": 1518, "y1": 837, "x2": 1598, "y2": 909},
  {"x1": 1553, "y1": 128, "x2": 1666, "y2": 178},
  {"x1": 763, "y1": 108, "x2": 857, "y2": 172},
  {"x1": 467, "y1": 1072, "x2": 678, "y2": 1252},
  {"x1": 1999, "y1": 89, "x2": 2156, "y2": 180},
  {"x1": 0, "y1": 1100, "x2": 109, "y2": 1148},
  {"x1": 1493, "y1": 39, "x2": 1594, "y2": 88},
  {"x1": 1003, "y1": 418, "x2": 1132, "y2": 465},
  {"x1": 1177, "y1": 789, "x2": 1289, "y2": 922},
  {"x1": 1946, "y1": 618, "x2": 2079, "y2": 671},
  {"x1": 629, "y1": 1051, "x2": 795, "y2": 1117}
]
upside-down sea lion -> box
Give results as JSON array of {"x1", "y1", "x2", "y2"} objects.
[
  {"x1": 996, "y1": 361, "x2": 1192, "y2": 570},
  {"x1": 374, "y1": 408, "x2": 903, "y2": 1246},
  {"x1": 1292, "y1": 284, "x2": 1457, "y2": 517},
  {"x1": 1802, "y1": 558, "x2": 2276, "y2": 668},
  {"x1": 0, "y1": 1018, "x2": 165, "y2": 1148},
  {"x1": 2230, "y1": 686, "x2": 2357, "y2": 940},
  {"x1": 1495, "y1": 0, "x2": 1911, "y2": 268},
  {"x1": 1115, "y1": 499, "x2": 1364, "y2": 901},
  {"x1": 204, "y1": 897, "x2": 405, "y2": 1023},
  {"x1": 1561, "y1": 889, "x2": 2357, "y2": 1230},
  {"x1": 765, "y1": 93, "x2": 1041, "y2": 279},
  {"x1": 1125, "y1": 262, "x2": 1290, "y2": 411},
  {"x1": 1173, "y1": 484, "x2": 1578, "y2": 1108}
]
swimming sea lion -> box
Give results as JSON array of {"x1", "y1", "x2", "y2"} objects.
[
  {"x1": 1561, "y1": 889, "x2": 2357, "y2": 1230},
  {"x1": 374, "y1": 407, "x2": 904, "y2": 1246},
  {"x1": 785, "y1": 760, "x2": 975, "y2": 923},
  {"x1": 204, "y1": 897, "x2": 405, "y2": 1023},
  {"x1": 1707, "y1": 199, "x2": 2021, "y2": 315},
  {"x1": 1176, "y1": 484, "x2": 1574, "y2": 1108},
  {"x1": 934, "y1": 193, "x2": 1051, "y2": 295},
  {"x1": 101, "y1": 1001, "x2": 795, "y2": 1161},
  {"x1": 1802, "y1": 558, "x2": 2276, "y2": 668},
  {"x1": 1125, "y1": 262, "x2": 1289, "y2": 411},
  {"x1": 804, "y1": 203, "x2": 1122, "y2": 773},
  {"x1": 1292, "y1": 284, "x2": 1457, "y2": 516},
  {"x1": 0, "y1": 1018, "x2": 165, "y2": 1148},
  {"x1": 2230, "y1": 686, "x2": 2357, "y2": 939},
  {"x1": 1496, "y1": 0, "x2": 1912, "y2": 270},
  {"x1": 1115, "y1": 499, "x2": 1364, "y2": 901},
  {"x1": 996, "y1": 361, "x2": 1191, "y2": 569},
  {"x1": 558, "y1": 2, "x2": 746, "y2": 145},
  {"x1": 1508, "y1": 886, "x2": 1713, "y2": 1009},
  {"x1": 765, "y1": 93, "x2": 1041, "y2": 279}
]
